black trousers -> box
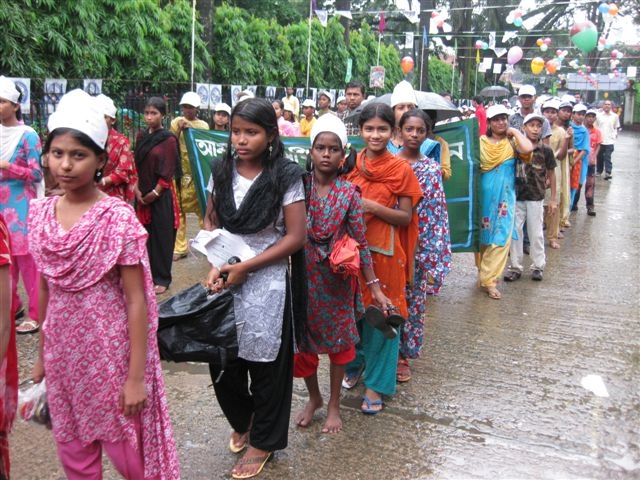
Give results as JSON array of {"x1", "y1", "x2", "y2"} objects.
[
  {"x1": 208, "y1": 288, "x2": 294, "y2": 452},
  {"x1": 145, "y1": 191, "x2": 176, "y2": 287}
]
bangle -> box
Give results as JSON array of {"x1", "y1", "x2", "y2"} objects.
[
  {"x1": 152, "y1": 189, "x2": 160, "y2": 197},
  {"x1": 366, "y1": 278, "x2": 380, "y2": 286}
]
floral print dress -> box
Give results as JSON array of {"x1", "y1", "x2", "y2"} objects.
[{"x1": 300, "y1": 176, "x2": 372, "y2": 354}]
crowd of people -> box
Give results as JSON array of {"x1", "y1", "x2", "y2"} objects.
[{"x1": 0, "y1": 71, "x2": 622, "y2": 479}]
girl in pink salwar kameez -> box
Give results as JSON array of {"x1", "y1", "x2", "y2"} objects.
[{"x1": 27, "y1": 89, "x2": 179, "y2": 479}]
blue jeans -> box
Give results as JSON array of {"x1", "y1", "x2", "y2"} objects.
[{"x1": 597, "y1": 144, "x2": 614, "y2": 175}]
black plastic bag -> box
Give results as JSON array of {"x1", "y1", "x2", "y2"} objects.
[{"x1": 157, "y1": 283, "x2": 238, "y2": 367}]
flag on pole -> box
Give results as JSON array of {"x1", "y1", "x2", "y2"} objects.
[
  {"x1": 423, "y1": 26, "x2": 428, "y2": 47},
  {"x1": 378, "y1": 12, "x2": 385, "y2": 34},
  {"x1": 315, "y1": 10, "x2": 328, "y2": 27},
  {"x1": 476, "y1": 48, "x2": 480, "y2": 65}
]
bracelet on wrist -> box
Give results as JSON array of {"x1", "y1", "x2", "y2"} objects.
[
  {"x1": 366, "y1": 278, "x2": 380, "y2": 286},
  {"x1": 152, "y1": 189, "x2": 160, "y2": 197}
]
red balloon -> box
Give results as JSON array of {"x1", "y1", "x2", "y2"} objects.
[{"x1": 401, "y1": 56, "x2": 415, "y2": 75}]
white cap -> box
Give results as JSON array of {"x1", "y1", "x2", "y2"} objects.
[
  {"x1": 523, "y1": 113, "x2": 545, "y2": 125},
  {"x1": 486, "y1": 104, "x2": 511, "y2": 119},
  {"x1": 561, "y1": 94, "x2": 576, "y2": 104},
  {"x1": 586, "y1": 109, "x2": 598, "y2": 116},
  {"x1": 283, "y1": 102, "x2": 295, "y2": 113},
  {"x1": 237, "y1": 90, "x2": 255, "y2": 103},
  {"x1": 302, "y1": 99, "x2": 316, "y2": 108},
  {"x1": 572, "y1": 103, "x2": 587, "y2": 113},
  {"x1": 48, "y1": 89, "x2": 108, "y2": 149},
  {"x1": 518, "y1": 85, "x2": 537, "y2": 97},
  {"x1": 542, "y1": 99, "x2": 561, "y2": 111},
  {"x1": 95, "y1": 94, "x2": 117, "y2": 118},
  {"x1": 310, "y1": 113, "x2": 348, "y2": 149},
  {"x1": 214, "y1": 102, "x2": 231, "y2": 115},
  {"x1": 318, "y1": 90, "x2": 333, "y2": 102},
  {"x1": 0, "y1": 76, "x2": 20, "y2": 103},
  {"x1": 336, "y1": 95, "x2": 346, "y2": 104},
  {"x1": 390, "y1": 80, "x2": 417, "y2": 108},
  {"x1": 179, "y1": 91, "x2": 201, "y2": 107}
]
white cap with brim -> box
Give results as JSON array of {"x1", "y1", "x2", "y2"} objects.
[
  {"x1": 283, "y1": 102, "x2": 295, "y2": 113},
  {"x1": 572, "y1": 103, "x2": 587, "y2": 113},
  {"x1": 390, "y1": 80, "x2": 417, "y2": 108},
  {"x1": 237, "y1": 90, "x2": 255, "y2": 103},
  {"x1": 96, "y1": 94, "x2": 117, "y2": 118},
  {"x1": 0, "y1": 76, "x2": 20, "y2": 103},
  {"x1": 523, "y1": 113, "x2": 545, "y2": 125},
  {"x1": 486, "y1": 104, "x2": 511, "y2": 119},
  {"x1": 561, "y1": 94, "x2": 576, "y2": 104},
  {"x1": 302, "y1": 99, "x2": 316, "y2": 108},
  {"x1": 48, "y1": 89, "x2": 108, "y2": 149},
  {"x1": 318, "y1": 90, "x2": 333, "y2": 102},
  {"x1": 518, "y1": 85, "x2": 536, "y2": 97},
  {"x1": 558, "y1": 102, "x2": 573, "y2": 110},
  {"x1": 180, "y1": 91, "x2": 201, "y2": 107},
  {"x1": 214, "y1": 103, "x2": 231, "y2": 115},
  {"x1": 336, "y1": 96, "x2": 346, "y2": 104},
  {"x1": 586, "y1": 109, "x2": 598, "y2": 116},
  {"x1": 310, "y1": 113, "x2": 348, "y2": 149},
  {"x1": 542, "y1": 99, "x2": 561, "y2": 111}
]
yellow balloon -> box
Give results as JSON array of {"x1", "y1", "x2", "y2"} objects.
[
  {"x1": 536, "y1": 38, "x2": 543, "y2": 46},
  {"x1": 531, "y1": 57, "x2": 545, "y2": 75}
]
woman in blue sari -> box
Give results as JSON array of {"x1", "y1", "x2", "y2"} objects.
[{"x1": 477, "y1": 105, "x2": 533, "y2": 300}]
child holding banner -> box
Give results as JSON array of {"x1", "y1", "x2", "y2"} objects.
[{"x1": 294, "y1": 114, "x2": 389, "y2": 432}]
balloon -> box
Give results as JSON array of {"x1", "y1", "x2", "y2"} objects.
[
  {"x1": 531, "y1": 57, "x2": 545, "y2": 75},
  {"x1": 540, "y1": 44, "x2": 548, "y2": 52},
  {"x1": 536, "y1": 38, "x2": 543, "y2": 46},
  {"x1": 545, "y1": 60, "x2": 558, "y2": 75},
  {"x1": 513, "y1": 18, "x2": 523, "y2": 27},
  {"x1": 506, "y1": 15, "x2": 514, "y2": 24},
  {"x1": 617, "y1": 52, "x2": 624, "y2": 59},
  {"x1": 586, "y1": 66, "x2": 591, "y2": 72},
  {"x1": 507, "y1": 46, "x2": 523, "y2": 65},
  {"x1": 481, "y1": 41, "x2": 489, "y2": 50},
  {"x1": 513, "y1": 9, "x2": 523, "y2": 18},
  {"x1": 609, "y1": 4, "x2": 618, "y2": 15},
  {"x1": 544, "y1": 37, "x2": 552, "y2": 45},
  {"x1": 431, "y1": 11, "x2": 439, "y2": 18},
  {"x1": 598, "y1": 44, "x2": 605, "y2": 51},
  {"x1": 570, "y1": 21, "x2": 598, "y2": 53},
  {"x1": 599, "y1": 36, "x2": 606, "y2": 44},
  {"x1": 598, "y1": 3, "x2": 610, "y2": 14},
  {"x1": 611, "y1": 50, "x2": 618, "y2": 58},
  {"x1": 400, "y1": 56, "x2": 414, "y2": 75},
  {"x1": 475, "y1": 40, "x2": 483, "y2": 49}
]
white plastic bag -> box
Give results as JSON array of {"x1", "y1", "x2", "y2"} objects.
[{"x1": 18, "y1": 380, "x2": 51, "y2": 429}]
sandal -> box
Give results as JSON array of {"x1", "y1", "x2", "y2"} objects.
[
  {"x1": 364, "y1": 305, "x2": 397, "y2": 339},
  {"x1": 386, "y1": 306, "x2": 406, "y2": 328},
  {"x1": 16, "y1": 319, "x2": 40, "y2": 335},
  {"x1": 231, "y1": 452, "x2": 273, "y2": 479},
  {"x1": 229, "y1": 432, "x2": 248, "y2": 454},
  {"x1": 397, "y1": 358, "x2": 411, "y2": 383},
  {"x1": 484, "y1": 286, "x2": 501, "y2": 300},
  {"x1": 503, "y1": 270, "x2": 521, "y2": 282},
  {"x1": 549, "y1": 240, "x2": 560, "y2": 249},
  {"x1": 154, "y1": 285, "x2": 168, "y2": 295},
  {"x1": 361, "y1": 395, "x2": 384, "y2": 415},
  {"x1": 172, "y1": 252, "x2": 188, "y2": 262},
  {"x1": 342, "y1": 363, "x2": 365, "y2": 390}
]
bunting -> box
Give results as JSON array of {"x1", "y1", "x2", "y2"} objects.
[
  {"x1": 315, "y1": 10, "x2": 328, "y2": 27},
  {"x1": 378, "y1": 11, "x2": 385, "y2": 34}
]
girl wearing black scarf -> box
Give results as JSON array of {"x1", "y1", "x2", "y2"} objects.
[
  {"x1": 204, "y1": 98, "x2": 306, "y2": 479},
  {"x1": 134, "y1": 97, "x2": 180, "y2": 295}
]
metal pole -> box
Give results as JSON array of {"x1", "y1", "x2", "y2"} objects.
[
  {"x1": 190, "y1": 0, "x2": 196, "y2": 89},
  {"x1": 305, "y1": 0, "x2": 313, "y2": 97}
]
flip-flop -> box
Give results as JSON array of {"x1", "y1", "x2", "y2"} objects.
[
  {"x1": 16, "y1": 319, "x2": 39, "y2": 335},
  {"x1": 361, "y1": 395, "x2": 384, "y2": 415},
  {"x1": 397, "y1": 358, "x2": 411, "y2": 383},
  {"x1": 342, "y1": 363, "x2": 365, "y2": 389},
  {"x1": 231, "y1": 452, "x2": 273, "y2": 479},
  {"x1": 229, "y1": 433, "x2": 248, "y2": 454},
  {"x1": 484, "y1": 286, "x2": 501, "y2": 300},
  {"x1": 173, "y1": 253, "x2": 188, "y2": 262},
  {"x1": 385, "y1": 306, "x2": 406, "y2": 328},
  {"x1": 364, "y1": 305, "x2": 397, "y2": 339}
]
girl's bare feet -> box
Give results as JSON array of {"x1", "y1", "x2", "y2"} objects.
[
  {"x1": 295, "y1": 397, "x2": 323, "y2": 427},
  {"x1": 322, "y1": 404, "x2": 342, "y2": 433}
]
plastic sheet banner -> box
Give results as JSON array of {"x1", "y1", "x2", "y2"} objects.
[{"x1": 184, "y1": 119, "x2": 480, "y2": 252}]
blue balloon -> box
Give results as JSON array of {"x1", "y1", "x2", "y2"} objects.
[{"x1": 598, "y1": 3, "x2": 609, "y2": 14}]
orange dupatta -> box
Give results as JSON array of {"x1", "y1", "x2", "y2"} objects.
[{"x1": 346, "y1": 149, "x2": 422, "y2": 285}]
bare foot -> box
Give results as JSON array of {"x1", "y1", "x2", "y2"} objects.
[
  {"x1": 231, "y1": 446, "x2": 272, "y2": 479},
  {"x1": 549, "y1": 240, "x2": 560, "y2": 249},
  {"x1": 295, "y1": 397, "x2": 323, "y2": 427},
  {"x1": 322, "y1": 404, "x2": 342, "y2": 433}
]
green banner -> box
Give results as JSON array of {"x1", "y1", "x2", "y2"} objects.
[{"x1": 184, "y1": 118, "x2": 480, "y2": 252}]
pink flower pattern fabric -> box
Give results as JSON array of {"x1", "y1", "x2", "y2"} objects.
[{"x1": 28, "y1": 195, "x2": 180, "y2": 479}]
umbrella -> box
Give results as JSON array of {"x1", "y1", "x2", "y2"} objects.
[
  {"x1": 345, "y1": 91, "x2": 460, "y2": 124},
  {"x1": 479, "y1": 85, "x2": 511, "y2": 98}
]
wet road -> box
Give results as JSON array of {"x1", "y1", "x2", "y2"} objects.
[{"x1": 13, "y1": 131, "x2": 639, "y2": 479}]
